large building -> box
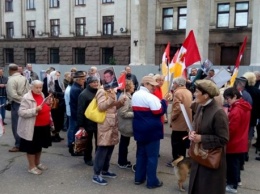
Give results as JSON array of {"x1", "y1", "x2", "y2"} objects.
[{"x1": 0, "y1": 0, "x2": 259, "y2": 67}]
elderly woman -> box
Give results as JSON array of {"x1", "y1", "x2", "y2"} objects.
[
  {"x1": 92, "y1": 87, "x2": 126, "y2": 186},
  {"x1": 117, "y1": 80, "x2": 135, "y2": 168},
  {"x1": 188, "y1": 80, "x2": 229, "y2": 194},
  {"x1": 17, "y1": 80, "x2": 52, "y2": 175}
]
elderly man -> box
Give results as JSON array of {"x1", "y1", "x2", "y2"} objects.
[
  {"x1": 24, "y1": 63, "x2": 39, "y2": 84},
  {"x1": 68, "y1": 71, "x2": 86, "y2": 156},
  {"x1": 132, "y1": 76, "x2": 168, "y2": 189},
  {"x1": 125, "y1": 66, "x2": 139, "y2": 91},
  {"x1": 167, "y1": 77, "x2": 192, "y2": 167},
  {"x1": 6, "y1": 64, "x2": 30, "y2": 152}
]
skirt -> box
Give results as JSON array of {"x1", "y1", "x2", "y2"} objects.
[{"x1": 20, "y1": 125, "x2": 52, "y2": 154}]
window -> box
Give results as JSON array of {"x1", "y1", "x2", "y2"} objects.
[
  {"x1": 75, "y1": 18, "x2": 85, "y2": 36},
  {"x1": 4, "y1": 48, "x2": 14, "y2": 64},
  {"x1": 162, "y1": 8, "x2": 173, "y2": 30},
  {"x1": 27, "y1": 20, "x2": 35, "y2": 38},
  {"x1": 217, "y1": 3, "x2": 230, "y2": 27},
  {"x1": 75, "y1": 0, "x2": 85, "y2": 5},
  {"x1": 221, "y1": 46, "x2": 239, "y2": 65},
  {"x1": 49, "y1": 48, "x2": 59, "y2": 64},
  {"x1": 50, "y1": 0, "x2": 59, "y2": 8},
  {"x1": 102, "y1": 48, "x2": 113, "y2": 64},
  {"x1": 102, "y1": 0, "x2": 114, "y2": 3},
  {"x1": 73, "y1": 48, "x2": 85, "y2": 64},
  {"x1": 50, "y1": 19, "x2": 60, "y2": 37},
  {"x1": 6, "y1": 22, "x2": 14, "y2": 39},
  {"x1": 178, "y1": 7, "x2": 187, "y2": 29},
  {"x1": 235, "y1": 2, "x2": 249, "y2": 27},
  {"x1": 27, "y1": 0, "x2": 35, "y2": 10},
  {"x1": 25, "y1": 48, "x2": 36, "y2": 63},
  {"x1": 5, "y1": 0, "x2": 13, "y2": 12},
  {"x1": 103, "y1": 16, "x2": 114, "y2": 35}
]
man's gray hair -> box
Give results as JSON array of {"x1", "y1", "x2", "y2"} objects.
[
  {"x1": 9, "y1": 63, "x2": 18, "y2": 71},
  {"x1": 172, "y1": 77, "x2": 186, "y2": 86}
]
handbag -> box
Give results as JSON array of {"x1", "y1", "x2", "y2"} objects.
[
  {"x1": 50, "y1": 96, "x2": 59, "y2": 109},
  {"x1": 4, "y1": 103, "x2": 11, "y2": 111},
  {"x1": 188, "y1": 141, "x2": 222, "y2": 169},
  {"x1": 84, "y1": 98, "x2": 106, "y2": 124},
  {"x1": 73, "y1": 129, "x2": 88, "y2": 153}
]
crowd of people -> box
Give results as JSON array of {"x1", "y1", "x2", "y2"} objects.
[{"x1": 1, "y1": 63, "x2": 260, "y2": 194}]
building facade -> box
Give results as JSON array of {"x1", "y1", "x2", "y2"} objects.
[{"x1": 0, "y1": 0, "x2": 258, "y2": 67}]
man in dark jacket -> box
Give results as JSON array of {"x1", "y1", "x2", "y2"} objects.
[
  {"x1": 68, "y1": 71, "x2": 86, "y2": 155},
  {"x1": 125, "y1": 66, "x2": 139, "y2": 91},
  {"x1": 77, "y1": 76, "x2": 99, "y2": 166},
  {"x1": 0, "y1": 68, "x2": 8, "y2": 125}
]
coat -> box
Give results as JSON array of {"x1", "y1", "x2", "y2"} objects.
[
  {"x1": 17, "y1": 91, "x2": 43, "y2": 141},
  {"x1": 96, "y1": 89, "x2": 123, "y2": 146},
  {"x1": 170, "y1": 86, "x2": 192, "y2": 131},
  {"x1": 188, "y1": 99, "x2": 229, "y2": 194},
  {"x1": 117, "y1": 92, "x2": 133, "y2": 137}
]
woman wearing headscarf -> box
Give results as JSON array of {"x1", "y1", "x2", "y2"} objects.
[
  {"x1": 188, "y1": 80, "x2": 229, "y2": 194},
  {"x1": 17, "y1": 80, "x2": 52, "y2": 175},
  {"x1": 48, "y1": 71, "x2": 65, "y2": 142}
]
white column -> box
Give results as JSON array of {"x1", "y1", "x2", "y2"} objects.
[
  {"x1": 186, "y1": 0, "x2": 211, "y2": 62},
  {"x1": 250, "y1": 0, "x2": 260, "y2": 66},
  {"x1": 130, "y1": 0, "x2": 156, "y2": 65}
]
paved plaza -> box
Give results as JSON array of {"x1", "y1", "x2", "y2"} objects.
[{"x1": 0, "y1": 111, "x2": 260, "y2": 194}]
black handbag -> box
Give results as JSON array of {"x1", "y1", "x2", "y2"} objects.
[{"x1": 4, "y1": 103, "x2": 11, "y2": 111}]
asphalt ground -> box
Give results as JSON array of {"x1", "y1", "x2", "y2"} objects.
[{"x1": 0, "y1": 111, "x2": 260, "y2": 194}]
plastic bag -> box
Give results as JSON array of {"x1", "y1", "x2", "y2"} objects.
[{"x1": 73, "y1": 129, "x2": 88, "y2": 154}]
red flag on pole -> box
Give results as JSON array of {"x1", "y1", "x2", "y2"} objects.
[
  {"x1": 117, "y1": 73, "x2": 126, "y2": 90},
  {"x1": 230, "y1": 36, "x2": 247, "y2": 86}
]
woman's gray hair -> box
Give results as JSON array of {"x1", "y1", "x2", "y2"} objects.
[
  {"x1": 172, "y1": 77, "x2": 186, "y2": 86},
  {"x1": 31, "y1": 80, "x2": 43, "y2": 86}
]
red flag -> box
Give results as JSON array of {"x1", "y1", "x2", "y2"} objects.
[
  {"x1": 162, "y1": 42, "x2": 171, "y2": 66},
  {"x1": 172, "y1": 30, "x2": 201, "y2": 78},
  {"x1": 117, "y1": 73, "x2": 126, "y2": 90},
  {"x1": 230, "y1": 36, "x2": 247, "y2": 86}
]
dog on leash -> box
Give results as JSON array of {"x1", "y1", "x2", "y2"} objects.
[{"x1": 172, "y1": 156, "x2": 192, "y2": 192}]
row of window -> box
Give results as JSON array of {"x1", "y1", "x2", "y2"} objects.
[
  {"x1": 163, "y1": 1, "x2": 249, "y2": 30},
  {"x1": 5, "y1": 16, "x2": 114, "y2": 38},
  {"x1": 5, "y1": 0, "x2": 114, "y2": 11},
  {"x1": 3, "y1": 48, "x2": 114, "y2": 64}
]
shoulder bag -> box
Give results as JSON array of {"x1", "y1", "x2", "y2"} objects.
[{"x1": 84, "y1": 98, "x2": 106, "y2": 124}]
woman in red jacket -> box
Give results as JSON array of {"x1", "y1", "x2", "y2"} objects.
[{"x1": 223, "y1": 87, "x2": 252, "y2": 193}]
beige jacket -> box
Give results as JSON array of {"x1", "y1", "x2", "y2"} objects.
[
  {"x1": 171, "y1": 86, "x2": 192, "y2": 131},
  {"x1": 6, "y1": 72, "x2": 30, "y2": 103},
  {"x1": 17, "y1": 91, "x2": 43, "y2": 141},
  {"x1": 96, "y1": 89, "x2": 124, "y2": 146}
]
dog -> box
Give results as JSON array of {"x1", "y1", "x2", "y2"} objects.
[{"x1": 172, "y1": 156, "x2": 192, "y2": 192}]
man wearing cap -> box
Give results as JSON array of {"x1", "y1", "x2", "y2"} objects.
[
  {"x1": 77, "y1": 76, "x2": 99, "y2": 166},
  {"x1": 132, "y1": 76, "x2": 168, "y2": 189},
  {"x1": 68, "y1": 71, "x2": 86, "y2": 156}
]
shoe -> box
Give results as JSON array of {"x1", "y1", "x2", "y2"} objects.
[
  {"x1": 245, "y1": 153, "x2": 249, "y2": 162},
  {"x1": 101, "y1": 171, "x2": 117, "y2": 178},
  {"x1": 147, "y1": 181, "x2": 163, "y2": 189},
  {"x1": 51, "y1": 136, "x2": 61, "y2": 142},
  {"x1": 240, "y1": 165, "x2": 244, "y2": 171},
  {"x1": 118, "y1": 162, "x2": 132, "y2": 169},
  {"x1": 134, "y1": 180, "x2": 145, "y2": 185},
  {"x1": 92, "y1": 175, "x2": 108, "y2": 186},
  {"x1": 225, "y1": 185, "x2": 237, "y2": 193},
  {"x1": 252, "y1": 142, "x2": 260, "y2": 148},
  {"x1": 9, "y1": 147, "x2": 20, "y2": 152},
  {"x1": 238, "y1": 182, "x2": 242, "y2": 186},
  {"x1": 3, "y1": 122, "x2": 7, "y2": 125},
  {"x1": 28, "y1": 167, "x2": 42, "y2": 175},
  {"x1": 37, "y1": 163, "x2": 48, "y2": 170},
  {"x1": 166, "y1": 161, "x2": 174, "y2": 168},
  {"x1": 255, "y1": 156, "x2": 260, "y2": 161},
  {"x1": 56, "y1": 134, "x2": 64, "y2": 141},
  {"x1": 85, "y1": 160, "x2": 94, "y2": 166},
  {"x1": 132, "y1": 164, "x2": 136, "y2": 173}
]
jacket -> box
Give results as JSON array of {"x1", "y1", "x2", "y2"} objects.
[
  {"x1": 170, "y1": 86, "x2": 192, "y2": 131},
  {"x1": 118, "y1": 92, "x2": 133, "y2": 137},
  {"x1": 6, "y1": 72, "x2": 30, "y2": 103},
  {"x1": 77, "y1": 85, "x2": 98, "y2": 131},
  {"x1": 17, "y1": 91, "x2": 45, "y2": 141},
  {"x1": 132, "y1": 86, "x2": 167, "y2": 142},
  {"x1": 227, "y1": 98, "x2": 251, "y2": 153},
  {"x1": 0, "y1": 75, "x2": 8, "y2": 97},
  {"x1": 96, "y1": 89, "x2": 122, "y2": 146},
  {"x1": 70, "y1": 82, "x2": 83, "y2": 120},
  {"x1": 188, "y1": 99, "x2": 229, "y2": 194}
]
